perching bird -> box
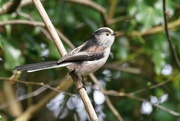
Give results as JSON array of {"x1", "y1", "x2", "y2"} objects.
[{"x1": 14, "y1": 27, "x2": 116, "y2": 76}]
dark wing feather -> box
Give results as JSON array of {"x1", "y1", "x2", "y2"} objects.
[
  {"x1": 57, "y1": 52, "x2": 104, "y2": 64},
  {"x1": 57, "y1": 38, "x2": 104, "y2": 64},
  {"x1": 13, "y1": 61, "x2": 57, "y2": 71}
]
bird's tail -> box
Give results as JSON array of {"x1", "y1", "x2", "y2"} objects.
[{"x1": 13, "y1": 61, "x2": 69, "y2": 72}]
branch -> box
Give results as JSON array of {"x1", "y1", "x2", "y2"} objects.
[
  {"x1": 0, "y1": 83, "x2": 47, "y2": 110},
  {"x1": 0, "y1": 0, "x2": 21, "y2": 15},
  {"x1": 15, "y1": 76, "x2": 73, "y2": 121},
  {"x1": 0, "y1": 77, "x2": 73, "y2": 96},
  {"x1": 3, "y1": 81, "x2": 23, "y2": 116},
  {"x1": 69, "y1": 72, "x2": 99, "y2": 121},
  {"x1": 103, "y1": 90, "x2": 180, "y2": 116},
  {"x1": 65, "y1": 0, "x2": 109, "y2": 26},
  {"x1": 66, "y1": 0, "x2": 106, "y2": 15},
  {"x1": 127, "y1": 72, "x2": 178, "y2": 95},
  {"x1": 108, "y1": 0, "x2": 119, "y2": 19},
  {"x1": 116, "y1": 19, "x2": 180, "y2": 37},
  {"x1": 32, "y1": 0, "x2": 66, "y2": 55},
  {"x1": 104, "y1": 63, "x2": 142, "y2": 75},
  {"x1": 101, "y1": 74, "x2": 180, "y2": 117},
  {"x1": 0, "y1": 20, "x2": 44, "y2": 26},
  {"x1": 31, "y1": 0, "x2": 98, "y2": 121},
  {"x1": 108, "y1": 16, "x2": 133, "y2": 25},
  {"x1": 128, "y1": 95, "x2": 180, "y2": 116},
  {"x1": 90, "y1": 74, "x2": 124, "y2": 121},
  {"x1": 0, "y1": 19, "x2": 75, "y2": 50},
  {"x1": 89, "y1": 72, "x2": 180, "y2": 117},
  {"x1": 162, "y1": 0, "x2": 180, "y2": 69}
]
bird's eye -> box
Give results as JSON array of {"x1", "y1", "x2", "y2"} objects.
[{"x1": 106, "y1": 33, "x2": 109, "y2": 36}]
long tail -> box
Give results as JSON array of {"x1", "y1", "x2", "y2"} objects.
[{"x1": 13, "y1": 61, "x2": 69, "y2": 72}]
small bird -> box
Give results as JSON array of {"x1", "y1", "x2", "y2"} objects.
[{"x1": 14, "y1": 27, "x2": 116, "y2": 77}]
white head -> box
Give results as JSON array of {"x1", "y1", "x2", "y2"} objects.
[{"x1": 93, "y1": 27, "x2": 116, "y2": 47}]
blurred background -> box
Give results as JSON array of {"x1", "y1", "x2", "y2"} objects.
[{"x1": 0, "y1": 0, "x2": 180, "y2": 121}]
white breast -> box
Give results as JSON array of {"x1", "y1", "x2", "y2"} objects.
[{"x1": 76, "y1": 47, "x2": 111, "y2": 75}]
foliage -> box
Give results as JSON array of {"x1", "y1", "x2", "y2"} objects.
[{"x1": 0, "y1": 0, "x2": 180, "y2": 121}]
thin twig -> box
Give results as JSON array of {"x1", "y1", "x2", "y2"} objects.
[
  {"x1": 103, "y1": 90, "x2": 180, "y2": 116},
  {"x1": 124, "y1": 72, "x2": 178, "y2": 96},
  {"x1": 66, "y1": 0, "x2": 109, "y2": 26},
  {"x1": 104, "y1": 63, "x2": 142, "y2": 75},
  {"x1": 66, "y1": 0, "x2": 106, "y2": 15},
  {"x1": 108, "y1": 15, "x2": 133, "y2": 25},
  {"x1": 0, "y1": 76, "x2": 74, "y2": 110},
  {"x1": 129, "y1": 79, "x2": 171, "y2": 95},
  {"x1": 0, "y1": 85, "x2": 47, "y2": 109},
  {"x1": 15, "y1": 76, "x2": 73, "y2": 121},
  {"x1": 0, "y1": 20, "x2": 44, "y2": 26},
  {"x1": 101, "y1": 76, "x2": 180, "y2": 117},
  {"x1": 108, "y1": 0, "x2": 119, "y2": 19},
  {"x1": 163, "y1": 0, "x2": 180, "y2": 69},
  {"x1": 116, "y1": 19, "x2": 180, "y2": 37},
  {"x1": 128, "y1": 95, "x2": 180, "y2": 116},
  {"x1": 0, "y1": 19, "x2": 75, "y2": 50},
  {"x1": 90, "y1": 71, "x2": 180, "y2": 117},
  {"x1": 0, "y1": 77, "x2": 74, "y2": 96},
  {"x1": 90, "y1": 74, "x2": 124, "y2": 121}
]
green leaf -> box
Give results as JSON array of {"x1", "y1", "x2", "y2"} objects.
[
  {"x1": 155, "y1": 102, "x2": 175, "y2": 121},
  {"x1": 150, "y1": 34, "x2": 168, "y2": 74},
  {"x1": 113, "y1": 37, "x2": 129, "y2": 60},
  {"x1": 48, "y1": 41, "x2": 61, "y2": 59},
  {"x1": 152, "y1": 50, "x2": 166, "y2": 74},
  {"x1": 128, "y1": 0, "x2": 174, "y2": 31},
  {"x1": 1, "y1": 38, "x2": 24, "y2": 70}
]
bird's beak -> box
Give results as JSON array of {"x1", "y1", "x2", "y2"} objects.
[{"x1": 112, "y1": 32, "x2": 116, "y2": 36}]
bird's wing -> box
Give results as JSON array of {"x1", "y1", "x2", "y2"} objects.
[
  {"x1": 57, "y1": 52, "x2": 104, "y2": 64},
  {"x1": 57, "y1": 39, "x2": 105, "y2": 64}
]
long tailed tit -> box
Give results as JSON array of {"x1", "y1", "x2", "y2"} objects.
[{"x1": 14, "y1": 27, "x2": 116, "y2": 76}]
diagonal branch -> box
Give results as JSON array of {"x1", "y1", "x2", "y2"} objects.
[
  {"x1": 163, "y1": 0, "x2": 180, "y2": 69},
  {"x1": 66, "y1": 0, "x2": 109, "y2": 26},
  {"x1": 0, "y1": 19, "x2": 75, "y2": 49},
  {"x1": 15, "y1": 76, "x2": 73, "y2": 121},
  {"x1": 0, "y1": 77, "x2": 74, "y2": 96},
  {"x1": 116, "y1": 19, "x2": 180, "y2": 37},
  {"x1": 90, "y1": 74, "x2": 124, "y2": 121},
  {"x1": 32, "y1": 0, "x2": 67, "y2": 56},
  {"x1": 103, "y1": 90, "x2": 180, "y2": 116},
  {"x1": 108, "y1": 0, "x2": 119, "y2": 19},
  {"x1": 31, "y1": 0, "x2": 98, "y2": 121},
  {"x1": 128, "y1": 95, "x2": 180, "y2": 116}
]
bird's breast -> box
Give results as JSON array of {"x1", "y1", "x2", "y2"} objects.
[{"x1": 67, "y1": 48, "x2": 111, "y2": 75}]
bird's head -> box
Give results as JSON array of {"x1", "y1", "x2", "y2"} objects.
[{"x1": 93, "y1": 27, "x2": 116, "y2": 47}]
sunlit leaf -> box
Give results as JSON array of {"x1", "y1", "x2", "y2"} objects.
[
  {"x1": 1, "y1": 38, "x2": 24, "y2": 70},
  {"x1": 128, "y1": 0, "x2": 174, "y2": 31},
  {"x1": 152, "y1": 50, "x2": 166, "y2": 74},
  {"x1": 113, "y1": 37, "x2": 129, "y2": 60}
]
